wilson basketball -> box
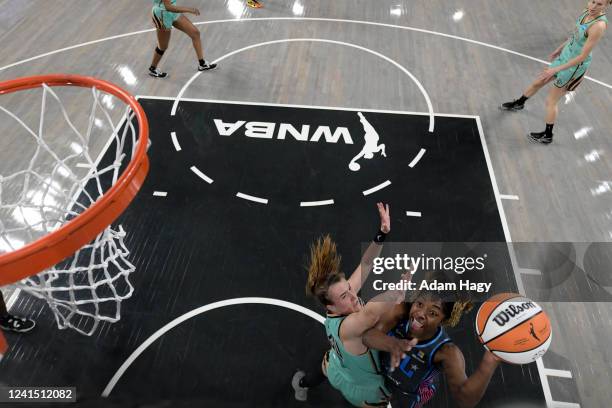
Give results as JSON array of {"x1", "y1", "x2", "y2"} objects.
[{"x1": 476, "y1": 293, "x2": 552, "y2": 364}]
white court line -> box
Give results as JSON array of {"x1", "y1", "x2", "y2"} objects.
[
  {"x1": 362, "y1": 180, "x2": 391, "y2": 196},
  {"x1": 101, "y1": 297, "x2": 325, "y2": 397},
  {"x1": 236, "y1": 192, "x2": 269, "y2": 204},
  {"x1": 500, "y1": 194, "x2": 520, "y2": 200},
  {"x1": 189, "y1": 166, "x2": 213, "y2": 184},
  {"x1": 551, "y1": 402, "x2": 581, "y2": 408},
  {"x1": 405, "y1": 211, "x2": 422, "y2": 217},
  {"x1": 408, "y1": 148, "x2": 426, "y2": 168},
  {"x1": 3, "y1": 17, "x2": 611, "y2": 92},
  {"x1": 6, "y1": 290, "x2": 19, "y2": 310},
  {"x1": 475, "y1": 117, "x2": 514, "y2": 263},
  {"x1": 543, "y1": 368, "x2": 573, "y2": 379},
  {"x1": 476, "y1": 116, "x2": 561, "y2": 407},
  {"x1": 140, "y1": 95, "x2": 475, "y2": 118},
  {"x1": 76, "y1": 163, "x2": 91, "y2": 168},
  {"x1": 170, "y1": 132, "x2": 181, "y2": 152},
  {"x1": 152, "y1": 191, "x2": 167, "y2": 197},
  {"x1": 300, "y1": 199, "x2": 334, "y2": 207},
  {"x1": 170, "y1": 38, "x2": 436, "y2": 133},
  {"x1": 519, "y1": 268, "x2": 543, "y2": 276}
]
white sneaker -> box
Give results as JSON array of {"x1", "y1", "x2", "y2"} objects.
[
  {"x1": 148, "y1": 67, "x2": 168, "y2": 78},
  {"x1": 0, "y1": 314, "x2": 36, "y2": 333},
  {"x1": 198, "y1": 62, "x2": 217, "y2": 71}
]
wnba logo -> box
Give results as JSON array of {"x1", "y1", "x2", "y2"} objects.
[
  {"x1": 212, "y1": 112, "x2": 386, "y2": 172},
  {"x1": 492, "y1": 302, "x2": 537, "y2": 327}
]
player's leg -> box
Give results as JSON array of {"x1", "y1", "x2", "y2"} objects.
[
  {"x1": 527, "y1": 84, "x2": 567, "y2": 144},
  {"x1": 501, "y1": 75, "x2": 555, "y2": 111},
  {"x1": 173, "y1": 15, "x2": 217, "y2": 71},
  {"x1": 149, "y1": 27, "x2": 171, "y2": 78},
  {"x1": 291, "y1": 350, "x2": 329, "y2": 401}
]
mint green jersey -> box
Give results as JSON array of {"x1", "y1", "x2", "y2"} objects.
[
  {"x1": 552, "y1": 11, "x2": 608, "y2": 88},
  {"x1": 325, "y1": 315, "x2": 390, "y2": 407}
]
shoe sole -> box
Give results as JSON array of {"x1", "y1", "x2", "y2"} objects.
[
  {"x1": 0, "y1": 323, "x2": 35, "y2": 333},
  {"x1": 291, "y1": 371, "x2": 308, "y2": 402},
  {"x1": 499, "y1": 105, "x2": 524, "y2": 111},
  {"x1": 527, "y1": 134, "x2": 552, "y2": 144},
  {"x1": 198, "y1": 64, "x2": 218, "y2": 71}
]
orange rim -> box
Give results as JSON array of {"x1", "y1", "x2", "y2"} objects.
[{"x1": 0, "y1": 74, "x2": 149, "y2": 286}]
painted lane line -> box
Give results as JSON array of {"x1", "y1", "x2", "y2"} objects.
[
  {"x1": 236, "y1": 192, "x2": 269, "y2": 204},
  {"x1": 139, "y1": 95, "x2": 477, "y2": 119},
  {"x1": 543, "y1": 368, "x2": 573, "y2": 379},
  {"x1": 152, "y1": 191, "x2": 167, "y2": 197},
  {"x1": 405, "y1": 211, "x2": 422, "y2": 217},
  {"x1": 475, "y1": 117, "x2": 514, "y2": 264},
  {"x1": 408, "y1": 148, "x2": 426, "y2": 168},
  {"x1": 362, "y1": 180, "x2": 391, "y2": 196},
  {"x1": 500, "y1": 194, "x2": 520, "y2": 201},
  {"x1": 190, "y1": 166, "x2": 213, "y2": 184},
  {"x1": 300, "y1": 199, "x2": 334, "y2": 207},
  {"x1": 551, "y1": 402, "x2": 580, "y2": 408},
  {"x1": 171, "y1": 38, "x2": 435, "y2": 133},
  {"x1": 519, "y1": 268, "x2": 542, "y2": 276},
  {"x1": 476, "y1": 116, "x2": 561, "y2": 407},
  {"x1": 102, "y1": 297, "x2": 325, "y2": 397},
  {"x1": 170, "y1": 132, "x2": 181, "y2": 152},
  {"x1": 4, "y1": 17, "x2": 611, "y2": 92}
]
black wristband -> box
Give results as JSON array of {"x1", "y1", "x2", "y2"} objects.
[{"x1": 373, "y1": 229, "x2": 387, "y2": 244}]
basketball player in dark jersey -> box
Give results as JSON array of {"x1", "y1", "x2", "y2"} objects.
[{"x1": 363, "y1": 291, "x2": 500, "y2": 407}]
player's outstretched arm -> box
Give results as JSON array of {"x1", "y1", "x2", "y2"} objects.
[
  {"x1": 348, "y1": 202, "x2": 390, "y2": 293},
  {"x1": 438, "y1": 344, "x2": 500, "y2": 408}
]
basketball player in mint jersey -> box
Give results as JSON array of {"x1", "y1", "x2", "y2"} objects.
[
  {"x1": 501, "y1": 0, "x2": 610, "y2": 144},
  {"x1": 149, "y1": 0, "x2": 217, "y2": 78},
  {"x1": 292, "y1": 203, "x2": 415, "y2": 407},
  {"x1": 364, "y1": 292, "x2": 500, "y2": 408}
]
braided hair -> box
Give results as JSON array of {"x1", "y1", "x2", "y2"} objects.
[{"x1": 411, "y1": 290, "x2": 474, "y2": 328}]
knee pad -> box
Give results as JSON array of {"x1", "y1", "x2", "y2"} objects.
[{"x1": 155, "y1": 47, "x2": 166, "y2": 56}]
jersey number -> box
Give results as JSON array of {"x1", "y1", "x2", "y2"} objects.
[{"x1": 327, "y1": 334, "x2": 344, "y2": 362}]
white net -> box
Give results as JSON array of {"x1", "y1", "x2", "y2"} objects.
[{"x1": 0, "y1": 81, "x2": 142, "y2": 335}]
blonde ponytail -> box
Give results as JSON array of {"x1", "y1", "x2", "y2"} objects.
[{"x1": 306, "y1": 235, "x2": 344, "y2": 305}]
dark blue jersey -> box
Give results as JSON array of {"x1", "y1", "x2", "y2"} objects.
[{"x1": 382, "y1": 322, "x2": 452, "y2": 407}]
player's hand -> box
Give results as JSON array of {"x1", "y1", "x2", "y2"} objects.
[
  {"x1": 394, "y1": 271, "x2": 413, "y2": 304},
  {"x1": 537, "y1": 67, "x2": 557, "y2": 82},
  {"x1": 388, "y1": 338, "x2": 418, "y2": 371},
  {"x1": 548, "y1": 49, "x2": 561, "y2": 61},
  {"x1": 191, "y1": 8, "x2": 200, "y2": 15},
  {"x1": 483, "y1": 350, "x2": 502, "y2": 366},
  {"x1": 377, "y1": 202, "x2": 390, "y2": 234}
]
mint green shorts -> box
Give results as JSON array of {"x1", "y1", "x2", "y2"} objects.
[
  {"x1": 152, "y1": 7, "x2": 179, "y2": 30},
  {"x1": 326, "y1": 363, "x2": 391, "y2": 407},
  {"x1": 551, "y1": 58, "x2": 589, "y2": 90}
]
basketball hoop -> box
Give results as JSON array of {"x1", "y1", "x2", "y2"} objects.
[{"x1": 0, "y1": 74, "x2": 149, "y2": 335}]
